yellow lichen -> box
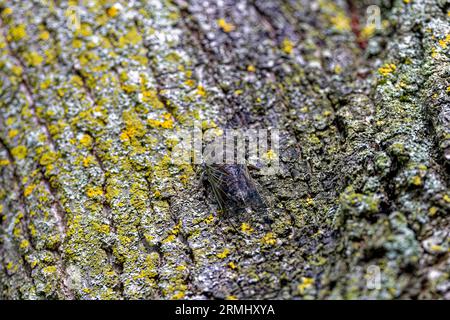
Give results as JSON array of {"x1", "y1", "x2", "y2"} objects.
[
  {"x1": 11, "y1": 145, "x2": 27, "y2": 160},
  {"x1": 261, "y1": 232, "x2": 277, "y2": 246},
  {"x1": 25, "y1": 51, "x2": 44, "y2": 67},
  {"x1": 196, "y1": 85, "x2": 206, "y2": 97},
  {"x1": 40, "y1": 151, "x2": 57, "y2": 166},
  {"x1": 119, "y1": 27, "x2": 142, "y2": 46},
  {"x1": 217, "y1": 248, "x2": 231, "y2": 259},
  {"x1": 8, "y1": 129, "x2": 19, "y2": 139},
  {"x1": 334, "y1": 64, "x2": 342, "y2": 74},
  {"x1": 428, "y1": 206, "x2": 438, "y2": 216},
  {"x1": 240, "y1": 222, "x2": 254, "y2": 234},
  {"x1": 141, "y1": 89, "x2": 164, "y2": 108},
  {"x1": 86, "y1": 186, "x2": 103, "y2": 198},
  {"x1": 172, "y1": 291, "x2": 185, "y2": 299},
  {"x1": 82, "y1": 155, "x2": 95, "y2": 167},
  {"x1": 411, "y1": 176, "x2": 422, "y2": 186},
  {"x1": 9, "y1": 24, "x2": 27, "y2": 41},
  {"x1": 247, "y1": 65, "x2": 256, "y2": 72},
  {"x1": 42, "y1": 265, "x2": 57, "y2": 274},
  {"x1": 148, "y1": 113, "x2": 174, "y2": 129},
  {"x1": 184, "y1": 79, "x2": 195, "y2": 87},
  {"x1": 204, "y1": 214, "x2": 214, "y2": 224},
  {"x1": 2, "y1": 8, "x2": 13, "y2": 16},
  {"x1": 361, "y1": 24, "x2": 376, "y2": 39},
  {"x1": 281, "y1": 38, "x2": 294, "y2": 54},
  {"x1": 330, "y1": 13, "x2": 351, "y2": 32},
  {"x1": 298, "y1": 277, "x2": 315, "y2": 294},
  {"x1": 24, "y1": 184, "x2": 36, "y2": 197},
  {"x1": 120, "y1": 110, "x2": 146, "y2": 141},
  {"x1": 11, "y1": 65, "x2": 22, "y2": 76},
  {"x1": 176, "y1": 265, "x2": 186, "y2": 271},
  {"x1": 443, "y1": 194, "x2": 450, "y2": 203},
  {"x1": 39, "y1": 31, "x2": 50, "y2": 41},
  {"x1": 438, "y1": 34, "x2": 450, "y2": 49},
  {"x1": 77, "y1": 24, "x2": 92, "y2": 37},
  {"x1": 263, "y1": 149, "x2": 277, "y2": 161},
  {"x1": 378, "y1": 63, "x2": 397, "y2": 76},
  {"x1": 79, "y1": 134, "x2": 93, "y2": 148},
  {"x1": 19, "y1": 239, "x2": 29, "y2": 249},
  {"x1": 217, "y1": 18, "x2": 235, "y2": 33},
  {"x1": 107, "y1": 4, "x2": 121, "y2": 17}
]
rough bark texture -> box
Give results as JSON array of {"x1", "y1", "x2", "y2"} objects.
[{"x1": 0, "y1": 0, "x2": 449, "y2": 300}]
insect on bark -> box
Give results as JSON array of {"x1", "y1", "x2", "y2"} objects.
[{"x1": 201, "y1": 163, "x2": 267, "y2": 215}]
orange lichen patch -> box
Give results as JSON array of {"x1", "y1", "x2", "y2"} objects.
[{"x1": 217, "y1": 18, "x2": 235, "y2": 33}]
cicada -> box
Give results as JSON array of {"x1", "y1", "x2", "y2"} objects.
[{"x1": 201, "y1": 163, "x2": 267, "y2": 215}]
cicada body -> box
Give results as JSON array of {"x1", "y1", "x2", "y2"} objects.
[{"x1": 201, "y1": 163, "x2": 267, "y2": 215}]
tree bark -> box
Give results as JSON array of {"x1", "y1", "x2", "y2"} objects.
[{"x1": 0, "y1": 0, "x2": 449, "y2": 299}]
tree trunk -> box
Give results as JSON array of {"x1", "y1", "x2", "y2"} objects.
[{"x1": 0, "y1": 0, "x2": 449, "y2": 299}]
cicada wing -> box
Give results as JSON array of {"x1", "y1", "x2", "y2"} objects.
[{"x1": 204, "y1": 164, "x2": 233, "y2": 213}]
